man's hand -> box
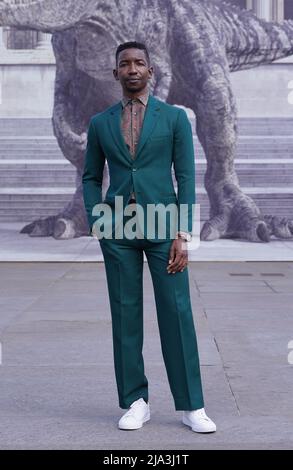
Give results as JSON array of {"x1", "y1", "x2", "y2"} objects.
[{"x1": 167, "y1": 238, "x2": 188, "y2": 274}]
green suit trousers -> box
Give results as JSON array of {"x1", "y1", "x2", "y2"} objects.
[{"x1": 99, "y1": 216, "x2": 204, "y2": 411}]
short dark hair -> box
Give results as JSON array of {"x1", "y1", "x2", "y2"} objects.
[{"x1": 115, "y1": 41, "x2": 150, "y2": 67}]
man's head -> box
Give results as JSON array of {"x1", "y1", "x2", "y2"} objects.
[{"x1": 113, "y1": 41, "x2": 153, "y2": 96}]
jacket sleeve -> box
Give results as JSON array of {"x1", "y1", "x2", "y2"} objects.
[
  {"x1": 82, "y1": 117, "x2": 106, "y2": 234},
  {"x1": 172, "y1": 108, "x2": 196, "y2": 235}
]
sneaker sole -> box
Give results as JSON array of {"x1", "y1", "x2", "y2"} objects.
[
  {"x1": 118, "y1": 413, "x2": 151, "y2": 430},
  {"x1": 182, "y1": 414, "x2": 216, "y2": 433}
]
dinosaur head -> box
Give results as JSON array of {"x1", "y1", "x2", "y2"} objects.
[{"x1": 0, "y1": 0, "x2": 98, "y2": 32}]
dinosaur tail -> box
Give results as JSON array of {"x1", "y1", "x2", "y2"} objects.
[{"x1": 220, "y1": 3, "x2": 293, "y2": 71}]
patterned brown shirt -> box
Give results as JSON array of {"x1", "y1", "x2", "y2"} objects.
[{"x1": 120, "y1": 88, "x2": 149, "y2": 201}]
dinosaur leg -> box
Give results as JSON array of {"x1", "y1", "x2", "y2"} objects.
[
  {"x1": 20, "y1": 29, "x2": 107, "y2": 239},
  {"x1": 192, "y1": 61, "x2": 293, "y2": 243}
]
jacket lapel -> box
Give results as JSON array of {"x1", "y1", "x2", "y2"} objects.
[{"x1": 108, "y1": 94, "x2": 161, "y2": 163}]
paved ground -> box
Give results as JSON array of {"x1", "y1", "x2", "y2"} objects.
[
  {"x1": 0, "y1": 260, "x2": 293, "y2": 450},
  {"x1": 1, "y1": 222, "x2": 293, "y2": 261}
]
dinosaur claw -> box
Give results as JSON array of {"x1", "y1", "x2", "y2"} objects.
[
  {"x1": 288, "y1": 221, "x2": 293, "y2": 236},
  {"x1": 256, "y1": 221, "x2": 270, "y2": 243}
]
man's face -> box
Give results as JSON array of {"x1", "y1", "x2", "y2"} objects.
[{"x1": 113, "y1": 48, "x2": 153, "y2": 94}]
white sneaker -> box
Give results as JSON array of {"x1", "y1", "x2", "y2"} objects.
[
  {"x1": 182, "y1": 408, "x2": 216, "y2": 433},
  {"x1": 118, "y1": 398, "x2": 150, "y2": 430}
]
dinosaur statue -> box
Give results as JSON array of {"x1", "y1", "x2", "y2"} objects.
[{"x1": 1, "y1": 0, "x2": 293, "y2": 242}]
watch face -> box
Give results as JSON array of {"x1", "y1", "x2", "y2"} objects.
[{"x1": 179, "y1": 232, "x2": 191, "y2": 242}]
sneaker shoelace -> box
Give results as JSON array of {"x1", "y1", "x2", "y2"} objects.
[
  {"x1": 124, "y1": 401, "x2": 145, "y2": 418},
  {"x1": 124, "y1": 408, "x2": 137, "y2": 418},
  {"x1": 190, "y1": 409, "x2": 209, "y2": 420}
]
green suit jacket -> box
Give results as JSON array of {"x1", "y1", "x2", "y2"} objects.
[{"x1": 82, "y1": 94, "x2": 196, "y2": 242}]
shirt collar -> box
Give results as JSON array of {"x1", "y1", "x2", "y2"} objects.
[{"x1": 121, "y1": 88, "x2": 150, "y2": 108}]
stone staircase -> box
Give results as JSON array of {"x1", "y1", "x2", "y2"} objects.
[
  {"x1": 0, "y1": 119, "x2": 75, "y2": 222},
  {"x1": 193, "y1": 117, "x2": 293, "y2": 220},
  {"x1": 0, "y1": 117, "x2": 293, "y2": 223}
]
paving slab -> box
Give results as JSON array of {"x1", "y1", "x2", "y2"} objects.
[
  {"x1": 0, "y1": 261, "x2": 292, "y2": 449},
  {"x1": 1, "y1": 223, "x2": 293, "y2": 261}
]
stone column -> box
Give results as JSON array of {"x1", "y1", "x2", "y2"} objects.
[
  {"x1": 246, "y1": 0, "x2": 253, "y2": 11},
  {"x1": 272, "y1": 0, "x2": 284, "y2": 22},
  {"x1": 36, "y1": 32, "x2": 52, "y2": 50},
  {"x1": 254, "y1": 0, "x2": 272, "y2": 20},
  {"x1": 247, "y1": 0, "x2": 284, "y2": 21},
  {"x1": 0, "y1": 27, "x2": 6, "y2": 49}
]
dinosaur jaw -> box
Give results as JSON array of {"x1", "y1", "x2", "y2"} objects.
[{"x1": 0, "y1": 0, "x2": 98, "y2": 32}]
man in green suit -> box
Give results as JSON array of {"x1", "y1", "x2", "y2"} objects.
[{"x1": 82, "y1": 41, "x2": 216, "y2": 433}]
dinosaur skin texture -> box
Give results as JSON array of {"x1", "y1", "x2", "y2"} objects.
[{"x1": 1, "y1": 0, "x2": 293, "y2": 241}]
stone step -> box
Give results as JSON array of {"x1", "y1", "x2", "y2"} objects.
[
  {"x1": 196, "y1": 151, "x2": 293, "y2": 159},
  {"x1": 2, "y1": 136, "x2": 293, "y2": 153},
  {"x1": 0, "y1": 177, "x2": 76, "y2": 187},
  {"x1": 1, "y1": 153, "x2": 293, "y2": 161},
  {"x1": 0, "y1": 141, "x2": 59, "y2": 146},
  {"x1": 2, "y1": 143, "x2": 293, "y2": 152},
  {"x1": 0, "y1": 159, "x2": 72, "y2": 165},
  {"x1": 0, "y1": 150, "x2": 64, "y2": 155},
  {"x1": 1, "y1": 159, "x2": 293, "y2": 187},
  {"x1": 0, "y1": 145, "x2": 61, "y2": 151},
  {"x1": 0, "y1": 119, "x2": 55, "y2": 136},
  {"x1": 0, "y1": 189, "x2": 291, "y2": 222},
  {"x1": 1, "y1": 117, "x2": 293, "y2": 136},
  {"x1": 1, "y1": 135, "x2": 293, "y2": 144},
  {"x1": 1, "y1": 134, "x2": 293, "y2": 144},
  {"x1": 1, "y1": 116, "x2": 293, "y2": 223},
  {"x1": 193, "y1": 118, "x2": 293, "y2": 135},
  {"x1": 2, "y1": 149, "x2": 293, "y2": 161},
  {"x1": 0, "y1": 154, "x2": 62, "y2": 161}
]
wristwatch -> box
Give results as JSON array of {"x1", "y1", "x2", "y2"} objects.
[{"x1": 177, "y1": 231, "x2": 192, "y2": 242}]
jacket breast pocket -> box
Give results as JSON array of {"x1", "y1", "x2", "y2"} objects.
[{"x1": 150, "y1": 133, "x2": 172, "y2": 142}]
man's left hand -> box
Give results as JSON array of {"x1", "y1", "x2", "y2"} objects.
[{"x1": 167, "y1": 238, "x2": 188, "y2": 274}]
